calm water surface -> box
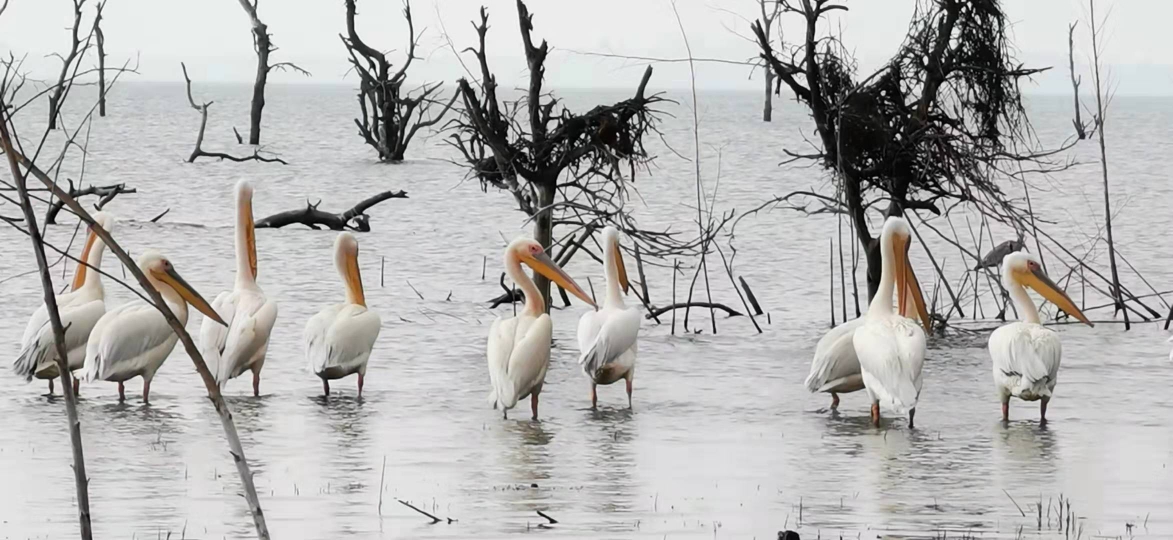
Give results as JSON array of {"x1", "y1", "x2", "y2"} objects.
[{"x1": 1, "y1": 84, "x2": 1171, "y2": 539}]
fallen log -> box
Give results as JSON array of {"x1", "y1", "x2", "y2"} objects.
[
  {"x1": 255, "y1": 190, "x2": 407, "y2": 231},
  {"x1": 44, "y1": 180, "x2": 136, "y2": 224},
  {"x1": 646, "y1": 302, "x2": 742, "y2": 320}
]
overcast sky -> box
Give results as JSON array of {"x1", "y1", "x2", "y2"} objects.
[{"x1": 1, "y1": 0, "x2": 1170, "y2": 95}]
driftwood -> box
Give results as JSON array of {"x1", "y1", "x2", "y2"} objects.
[
  {"x1": 646, "y1": 302, "x2": 742, "y2": 320},
  {"x1": 182, "y1": 62, "x2": 287, "y2": 165},
  {"x1": 94, "y1": 1, "x2": 106, "y2": 117},
  {"x1": 254, "y1": 190, "x2": 407, "y2": 231},
  {"x1": 47, "y1": 0, "x2": 90, "y2": 129},
  {"x1": 44, "y1": 179, "x2": 135, "y2": 224}
]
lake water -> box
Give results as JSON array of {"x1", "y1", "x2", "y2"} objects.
[{"x1": 1, "y1": 83, "x2": 1171, "y2": 539}]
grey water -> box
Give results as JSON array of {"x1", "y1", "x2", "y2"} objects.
[{"x1": 1, "y1": 83, "x2": 1171, "y2": 539}]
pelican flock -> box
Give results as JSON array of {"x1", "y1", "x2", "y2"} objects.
[
  {"x1": 853, "y1": 216, "x2": 931, "y2": 428},
  {"x1": 576, "y1": 226, "x2": 641, "y2": 409},
  {"x1": 13, "y1": 212, "x2": 115, "y2": 394},
  {"x1": 988, "y1": 251, "x2": 1092, "y2": 423},
  {"x1": 3, "y1": 184, "x2": 1119, "y2": 433},
  {"x1": 304, "y1": 232, "x2": 381, "y2": 398},
  {"x1": 487, "y1": 237, "x2": 595, "y2": 420},
  {"x1": 82, "y1": 251, "x2": 225, "y2": 403},
  {"x1": 200, "y1": 180, "x2": 278, "y2": 396}
]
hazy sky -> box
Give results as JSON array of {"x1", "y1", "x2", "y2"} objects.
[{"x1": 1, "y1": 0, "x2": 1170, "y2": 95}]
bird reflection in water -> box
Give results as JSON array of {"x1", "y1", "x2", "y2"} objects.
[{"x1": 584, "y1": 406, "x2": 637, "y2": 515}]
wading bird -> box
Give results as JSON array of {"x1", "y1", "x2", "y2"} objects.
[
  {"x1": 805, "y1": 289, "x2": 926, "y2": 410},
  {"x1": 988, "y1": 251, "x2": 1092, "y2": 424},
  {"x1": 487, "y1": 237, "x2": 595, "y2": 420},
  {"x1": 200, "y1": 180, "x2": 278, "y2": 396},
  {"x1": 13, "y1": 212, "x2": 115, "y2": 394},
  {"x1": 83, "y1": 251, "x2": 225, "y2": 403},
  {"x1": 577, "y1": 226, "x2": 640, "y2": 409},
  {"x1": 853, "y1": 216, "x2": 930, "y2": 428},
  {"x1": 305, "y1": 232, "x2": 381, "y2": 398}
]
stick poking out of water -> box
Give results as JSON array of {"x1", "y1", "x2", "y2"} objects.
[
  {"x1": 536, "y1": 510, "x2": 558, "y2": 524},
  {"x1": 397, "y1": 499, "x2": 447, "y2": 524}
]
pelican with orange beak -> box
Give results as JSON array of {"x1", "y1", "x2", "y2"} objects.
[
  {"x1": 487, "y1": 237, "x2": 596, "y2": 420},
  {"x1": 853, "y1": 216, "x2": 931, "y2": 428},
  {"x1": 304, "y1": 232, "x2": 381, "y2": 398},
  {"x1": 199, "y1": 180, "x2": 278, "y2": 396},
  {"x1": 988, "y1": 251, "x2": 1092, "y2": 424},
  {"x1": 13, "y1": 212, "x2": 116, "y2": 394},
  {"x1": 576, "y1": 226, "x2": 640, "y2": 409},
  {"x1": 83, "y1": 251, "x2": 226, "y2": 403}
]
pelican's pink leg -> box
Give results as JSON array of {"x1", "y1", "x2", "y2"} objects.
[
  {"x1": 530, "y1": 392, "x2": 540, "y2": 421},
  {"x1": 117, "y1": 381, "x2": 125, "y2": 402},
  {"x1": 831, "y1": 392, "x2": 840, "y2": 410},
  {"x1": 357, "y1": 373, "x2": 364, "y2": 398}
]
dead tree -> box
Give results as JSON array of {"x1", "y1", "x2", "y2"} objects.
[
  {"x1": 757, "y1": 0, "x2": 780, "y2": 122},
  {"x1": 47, "y1": 0, "x2": 92, "y2": 129},
  {"x1": 752, "y1": 0, "x2": 1062, "y2": 299},
  {"x1": 255, "y1": 190, "x2": 407, "y2": 231},
  {"x1": 1068, "y1": 22, "x2": 1087, "y2": 139},
  {"x1": 94, "y1": 1, "x2": 106, "y2": 117},
  {"x1": 235, "y1": 0, "x2": 308, "y2": 145},
  {"x1": 342, "y1": 0, "x2": 457, "y2": 162},
  {"x1": 182, "y1": 63, "x2": 287, "y2": 164},
  {"x1": 451, "y1": 1, "x2": 682, "y2": 311},
  {"x1": 44, "y1": 179, "x2": 136, "y2": 224}
]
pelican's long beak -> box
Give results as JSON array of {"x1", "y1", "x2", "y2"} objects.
[
  {"x1": 1023, "y1": 267, "x2": 1093, "y2": 327},
  {"x1": 344, "y1": 248, "x2": 366, "y2": 307},
  {"x1": 613, "y1": 242, "x2": 630, "y2": 295},
  {"x1": 71, "y1": 225, "x2": 99, "y2": 291},
  {"x1": 895, "y1": 237, "x2": 931, "y2": 332},
  {"x1": 157, "y1": 267, "x2": 226, "y2": 326},
  {"x1": 244, "y1": 198, "x2": 258, "y2": 279},
  {"x1": 526, "y1": 251, "x2": 597, "y2": 308}
]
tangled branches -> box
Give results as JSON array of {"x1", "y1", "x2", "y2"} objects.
[
  {"x1": 753, "y1": 0, "x2": 1068, "y2": 297},
  {"x1": 449, "y1": 1, "x2": 705, "y2": 308}
]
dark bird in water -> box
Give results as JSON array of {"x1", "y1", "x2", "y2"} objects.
[
  {"x1": 777, "y1": 531, "x2": 800, "y2": 540},
  {"x1": 975, "y1": 238, "x2": 1026, "y2": 270}
]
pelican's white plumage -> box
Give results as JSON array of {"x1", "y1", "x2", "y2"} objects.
[
  {"x1": 200, "y1": 180, "x2": 278, "y2": 396},
  {"x1": 83, "y1": 251, "x2": 226, "y2": 402},
  {"x1": 988, "y1": 251, "x2": 1091, "y2": 422},
  {"x1": 807, "y1": 301, "x2": 926, "y2": 409},
  {"x1": 853, "y1": 216, "x2": 930, "y2": 427},
  {"x1": 304, "y1": 232, "x2": 380, "y2": 397},
  {"x1": 486, "y1": 237, "x2": 595, "y2": 420},
  {"x1": 13, "y1": 212, "x2": 116, "y2": 392},
  {"x1": 804, "y1": 318, "x2": 865, "y2": 402},
  {"x1": 576, "y1": 226, "x2": 640, "y2": 409}
]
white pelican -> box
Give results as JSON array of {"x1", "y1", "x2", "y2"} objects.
[
  {"x1": 487, "y1": 237, "x2": 596, "y2": 420},
  {"x1": 304, "y1": 232, "x2": 381, "y2": 398},
  {"x1": 13, "y1": 212, "x2": 115, "y2": 394},
  {"x1": 576, "y1": 226, "x2": 640, "y2": 409},
  {"x1": 853, "y1": 216, "x2": 930, "y2": 428},
  {"x1": 805, "y1": 292, "x2": 926, "y2": 410},
  {"x1": 199, "y1": 180, "x2": 278, "y2": 396},
  {"x1": 83, "y1": 251, "x2": 226, "y2": 402},
  {"x1": 988, "y1": 251, "x2": 1092, "y2": 423}
]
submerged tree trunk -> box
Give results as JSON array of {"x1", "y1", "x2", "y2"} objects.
[
  {"x1": 532, "y1": 180, "x2": 556, "y2": 312},
  {"x1": 763, "y1": 70, "x2": 774, "y2": 122},
  {"x1": 249, "y1": 27, "x2": 269, "y2": 145},
  {"x1": 96, "y1": 1, "x2": 106, "y2": 117}
]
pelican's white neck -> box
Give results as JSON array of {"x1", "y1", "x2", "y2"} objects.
[
  {"x1": 603, "y1": 234, "x2": 625, "y2": 309},
  {"x1": 1004, "y1": 267, "x2": 1041, "y2": 324},
  {"x1": 234, "y1": 187, "x2": 257, "y2": 289},
  {"x1": 80, "y1": 236, "x2": 106, "y2": 290},
  {"x1": 505, "y1": 249, "x2": 543, "y2": 316},
  {"x1": 869, "y1": 232, "x2": 897, "y2": 317}
]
